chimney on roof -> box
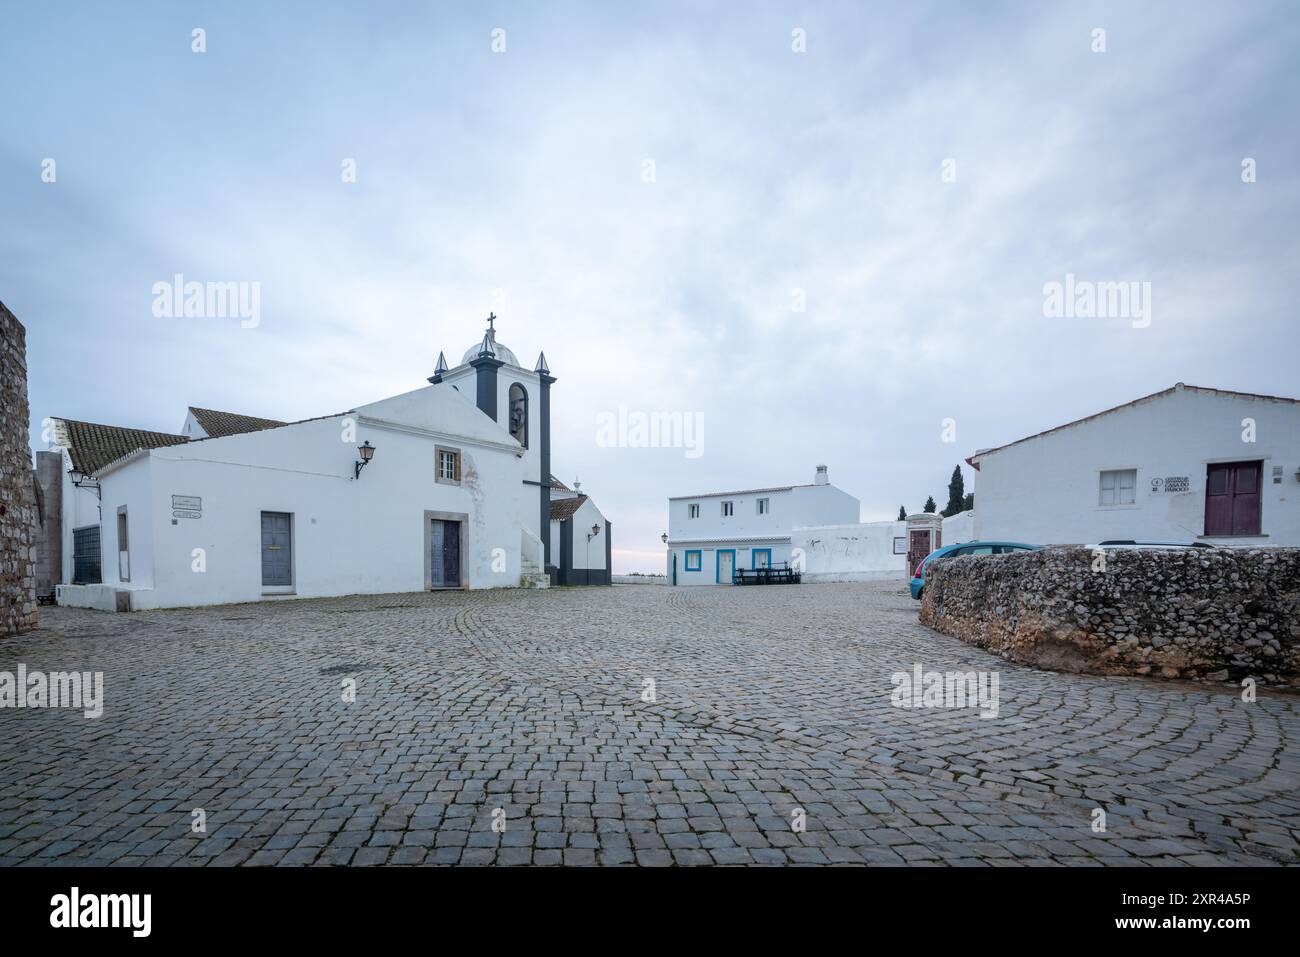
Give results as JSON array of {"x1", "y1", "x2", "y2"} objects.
[{"x1": 814, "y1": 464, "x2": 828, "y2": 486}]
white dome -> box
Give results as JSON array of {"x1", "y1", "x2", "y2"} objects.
[{"x1": 461, "y1": 332, "x2": 518, "y2": 367}]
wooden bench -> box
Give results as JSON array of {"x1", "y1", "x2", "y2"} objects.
[{"x1": 733, "y1": 563, "x2": 801, "y2": 585}]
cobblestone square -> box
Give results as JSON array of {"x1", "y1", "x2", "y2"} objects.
[{"x1": 2, "y1": 582, "x2": 1297, "y2": 866}]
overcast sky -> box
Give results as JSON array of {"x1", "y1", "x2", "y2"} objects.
[{"x1": 4, "y1": 1, "x2": 1297, "y2": 572}]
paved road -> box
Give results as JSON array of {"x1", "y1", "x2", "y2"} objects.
[{"x1": 2, "y1": 582, "x2": 1296, "y2": 866}]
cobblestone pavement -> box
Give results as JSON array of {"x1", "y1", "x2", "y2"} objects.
[{"x1": 2, "y1": 582, "x2": 1297, "y2": 866}]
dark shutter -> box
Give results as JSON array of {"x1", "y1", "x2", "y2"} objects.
[{"x1": 72, "y1": 525, "x2": 102, "y2": 584}]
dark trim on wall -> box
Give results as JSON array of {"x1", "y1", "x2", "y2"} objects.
[
  {"x1": 558, "y1": 517, "x2": 572, "y2": 585},
  {"x1": 469, "y1": 355, "x2": 504, "y2": 422},
  {"x1": 539, "y1": 370, "x2": 555, "y2": 568},
  {"x1": 604, "y1": 519, "x2": 612, "y2": 585}
]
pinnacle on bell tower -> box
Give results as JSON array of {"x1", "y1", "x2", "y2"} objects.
[{"x1": 427, "y1": 350, "x2": 449, "y2": 384}]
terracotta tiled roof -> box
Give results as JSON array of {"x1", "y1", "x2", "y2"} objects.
[
  {"x1": 549, "y1": 494, "x2": 588, "y2": 521},
  {"x1": 189, "y1": 406, "x2": 287, "y2": 438},
  {"x1": 549, "y1": 475, "x2": 571, "y2": 491},
  {"x1": 54, "y1": 419, "x2": 188, "y2": 476}
]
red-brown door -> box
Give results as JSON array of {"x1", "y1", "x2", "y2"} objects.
[
  {"x1": 1205, "y1": 461, "x2": 1262, "y2": 536},
  {"x1": 908, "y1": 529, "x2": 932, "y2": 577}
]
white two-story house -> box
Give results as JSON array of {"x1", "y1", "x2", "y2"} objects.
[{"x1": 666, "y1": 465, "x2": 861, "y2": 585}]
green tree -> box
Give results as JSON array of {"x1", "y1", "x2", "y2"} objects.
[
  {"x1": 962, "y1": 492, "x2": 974, "y2": 512},
  {"x1": 923, "y1": 496, "x2": 936, "y2": 513},
  {"x1": 897, "y1": 505, "x2": 907, "y2": 521},
  {"x1": 942, "y1": 466, "x2": 965, "y2": 517}
]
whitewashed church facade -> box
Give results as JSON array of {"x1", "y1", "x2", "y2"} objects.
[{"x1": 42, "y1": 318, "x2": 610, "y2": 611}]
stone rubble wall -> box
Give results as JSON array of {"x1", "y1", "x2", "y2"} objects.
[
  {"x1": 1, "y1": 302, "x2": 37, "y2": 635},
  {"x1": 919, "y1": 546, "x2": 1300, "y2": 686}
]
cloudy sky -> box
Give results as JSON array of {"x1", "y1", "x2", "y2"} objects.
[{"x1": 4, "y1": 1, "x2": 1297, "y2": 572}]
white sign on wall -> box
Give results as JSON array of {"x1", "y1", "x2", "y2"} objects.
[{"x1": 172, "y1": 494, "x2": 202, "y2": 519}]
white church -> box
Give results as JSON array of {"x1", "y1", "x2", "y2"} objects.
[{"x1": 39, "y1": 317, "x2": 611, "y2": 611}]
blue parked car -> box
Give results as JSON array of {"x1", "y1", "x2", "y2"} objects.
[{"x1": 909, "y1": 541, "x2": 1040, "y2": 600}]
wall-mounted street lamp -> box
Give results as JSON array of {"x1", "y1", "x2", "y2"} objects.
[
  {"x1": 661, "y1": 533, "x2": 668, "y2": 545},
  {"x1": 585, "y1": 522, "x2": 602, "y2": 576},
  {"x1": 354, "y1": 440, "x2": 376, "y2": 479}
]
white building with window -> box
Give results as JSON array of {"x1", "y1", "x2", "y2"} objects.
[
  {"x1": 666, "y1": 465, "x2": 860, "y2": 585},
  {"x1": 968, "y1": 383, "x2": 1300, "y2": 546},
  {"x1": 40, "y1": 318, "x2": 612, "y2": 611}
]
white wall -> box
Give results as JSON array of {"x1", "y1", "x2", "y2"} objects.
[
  {"x1": 668, "y1": 482, "x2": 860, "y2": 543},
  {"x1": 58, "y1": 448, "x2": 105, "y2": 584},
  {"x1": 101, "y1": 455, "x2": 154, "y2": 590},
  {"x1": 793, "y1": 521, "x2": 907, "y2": 582},
  {"x1": 81, "y1": 381, "x2": 533, "y2": 609},
  {"x1": 669, "y1": 486, "x2": 795, "y2": 543},
  {"x1": 568, "y1": 498, "x2": 608, "y2": 571},
  {"x1": 789, "y1": 483, "x2": 863, "y2": 527},
  {"x1": 973, "y1": 387, "x2": 1300, "y2": 546},
  {"x1": 670, "y1": 540, "x2": 794, "y2": 586},
  {"x1": 942, "y1": 509, "x2": 976, "y2": 545},
  {"x1": 181, "y1": 409, "x2": 207, "y2": 438}
]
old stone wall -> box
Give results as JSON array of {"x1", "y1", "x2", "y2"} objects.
[
  {"x1": 1, "y1": 301, "x2": 37, "y2": 635},
  {"x1": 919, "y1": 546, "x2": 1300, "y2": 686}
]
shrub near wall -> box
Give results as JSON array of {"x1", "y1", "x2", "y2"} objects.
[{"x1": 919, "y1": 547, "x2": 1300, "y2": 686}]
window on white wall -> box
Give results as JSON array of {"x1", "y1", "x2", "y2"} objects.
[
  {"x1": 721, "y1": 501, "x2": 734, "y2": 517},
  {"x1": 436, "y1": 447, "x2": 461, "y2": 484},
  {"x1": 1099, "y1": 469, "x2": 1136, "y2": 506},
  {"x1": 757, "y1": 498, "x2": 769, "y2": 515},
  {"x1": 116, "y1": 506, "x2": 130, "y2": 582},
  {"x1": 688, "y1": 503, "x2": 700, "y2": 519}
]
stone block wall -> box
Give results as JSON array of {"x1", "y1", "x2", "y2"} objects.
[
  {"x1": 919, "y1": 546, "x2": 1300, "y2": 686},
  {"x1": 1, "y1": 301, "x2": 38, "y2": 635}
]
